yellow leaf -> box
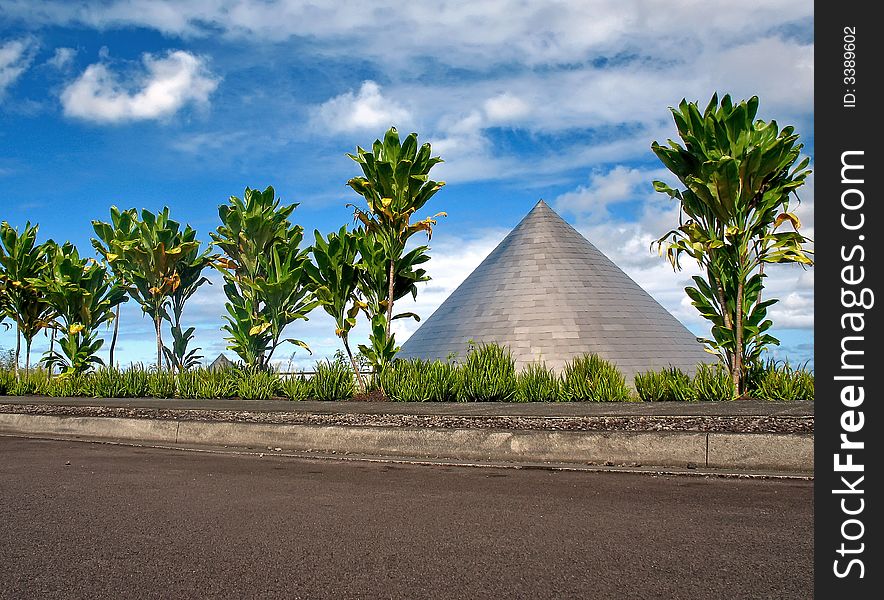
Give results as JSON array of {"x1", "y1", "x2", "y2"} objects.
[
  {"x1": 773, "y1": 212, "x2": 801, "y2": 230},
  {"x1": 249, "y1": 322, "x2": 271, "y2": 336},
  {"x1": 165, "y1": 272, "x2": 181, "y2": 291},
  {"x1": 69, "y1": 323, "x2": 85, "y2": 334}
]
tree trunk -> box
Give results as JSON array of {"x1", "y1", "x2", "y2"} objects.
[
  {"x1": 343, "y1": 335, "x2": 365, "y2": 393},
  {"x1": 734, "y1": 281, "x2": 744, "y2": 396},
  {"x1": 713, "y1": 278, "x2": 735, "y2": 382},
  {"x1": 48, "y1": 327, "x2": 56, "y2": 380},
  {"x1": 155, "y1": 314, "x2": 164, "y2": 372},
  {"x1": 385, "y1": 259, "x2": 395, "y2": 338},
  {"x1": 14, "y1": 326, "x2": 20, "y2": 377},
  {"x1": 25, "y1": 337, "x2": 31, "y2": 375},
  {"x1": 109, "y1": 304, "x2": 120, "y2": 368}
]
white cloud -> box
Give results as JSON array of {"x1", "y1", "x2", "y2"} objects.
[
  {"x1": 60, "y1": 49, "x2": 219, "y2": 123},
  {"x1": 312, "y1": 80, "x2": 412, "y2": 134},
  {"x1": 555, "y1": 165, "x2": 669, "y2": 218},
  {"x1": 483, "y1": 92, "x2": 530, "y2": 123},
  {"x1": 46, "y1": 46, "x2": 77, "y2": 69},
  {"x1": 0, "y1": 37, "x2": 37, "y2": 98},
  {"x1": 1, "y1": 1, "x2": 814, "y2": 69}
]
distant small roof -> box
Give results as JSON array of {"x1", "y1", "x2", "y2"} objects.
[
  {"x1": 399, "y1": 200, "x2": 714, "y2": 381},
  {"x1": 209, "y1": 353, "x2": 233, "y2": 369}
]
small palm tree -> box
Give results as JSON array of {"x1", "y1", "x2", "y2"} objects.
[
  {"x1": 652, "y1": 93, "x2": 813, "y2": 394},
  {"x1": 32, "y1": 242, "x2": 127, "y2": 375},
  {"x1": 212, "y1": 186, "x2": 318, "y2": 369},
  {"x1": 0, "y1": 221, "x2": 56, "y2": 375},
  {"x1": 346, "y1": 127, "x2": 445, "y2": 367},
  {"x1": 305, "y1": 226, "x2": 367, "y2": 391},
  {"x1": 93, "y1": 207, "x2": 201, "y2": 371}
]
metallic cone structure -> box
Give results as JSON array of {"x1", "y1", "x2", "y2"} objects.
[{"x1": 399, "y1": 200, "x2": 713, "y2": 382}]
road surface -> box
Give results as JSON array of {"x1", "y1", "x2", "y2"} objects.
[{"x1": 0, "y1": 437, "x2": 812, "y2": 599}]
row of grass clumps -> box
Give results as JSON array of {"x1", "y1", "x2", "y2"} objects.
[
  {"x1": 380, "y1": 344, "x2": 813, "y2": 402},
  {"x1": 0, "y1": 345, "x2": 814, "y2": 402},
  {"x1": 633, "y1": 360, "x2": 814, "y2": 402},
  {"x1": 380, "y1": 344, "x2": 636, "y2": 402},
  {"x1": 0, "y1": 360, "x2": 356, "y2": 402}
]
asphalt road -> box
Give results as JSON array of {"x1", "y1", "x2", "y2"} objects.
[{"x1": 0, "y1": 437, "x2": 813, "y2": 599}]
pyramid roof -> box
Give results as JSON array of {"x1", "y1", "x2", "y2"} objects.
[{"x1": 398, "y1": 200, "x2": 714, "y2": 382}]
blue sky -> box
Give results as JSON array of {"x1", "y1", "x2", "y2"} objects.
[{"x1": 0, "y1": 1, "x2": 814, "y2": 370}]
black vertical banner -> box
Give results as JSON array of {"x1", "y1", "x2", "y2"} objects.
[{"x1": 816, "y1": 2, "x2": 880, "y2": 596}]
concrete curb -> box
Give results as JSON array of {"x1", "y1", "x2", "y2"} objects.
[{"x1": 0, "y1": 412, "x2": 812, "y2": 473}]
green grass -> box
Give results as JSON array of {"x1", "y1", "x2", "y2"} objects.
[
  {"x1": 750, "y1": 360, "x2": 814, "y2": 401},
  {"x1": 515, "y1": 362, "x2": 560, "y2": 402},
  {"x1": 280, "y1": 374, "x2": 312, "y2": 401},
  {"x1": 311, "y1": 360, "x2": 355, "y2": 401},
  {"x1": 457, "y1": 343, "x2": 517, "y2": 402},
  {"x1": 560, "y1": 354, "x2": 633, "y2": 402}
]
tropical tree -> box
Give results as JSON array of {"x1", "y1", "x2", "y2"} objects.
[
  {"x1": 92, "y1": 207, "x2": 201, "y2": 371},
  {"x1": 354, "y1": 234, "x2": 429, "y2": 369},
  {"x1": 91, "y1": 207, "x2": 139, "y2": 368},
  {"x1": 305, "y1": 226, "x2": 367, "y2": 391},
  {"x1": 212, "y1": 186, "x2": 318, "y2": 369},
  {"x1": 346, "y1": 127, "x2": 445, "y2": 367},
  {"x1": 31, "y1": 241, "x2": 127, "y2": 375},
  {"x1": 651, "y1": 93, "x2": 813, "y2": 395},
  {"x1": 0, "y1": 221, "x2": 56, "y2": 375},
  {"x1": 163, "y1": 243, "x2": 213, "y2": 372}
]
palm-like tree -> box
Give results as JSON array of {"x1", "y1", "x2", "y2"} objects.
[
  {"x1": 92, "y1": 207, "x2": 201, "y2": 371},
  {"x1": 0, "y1": 221, "x2": 56, "y2": 375},
  {"x1": 92, "y1": 207, "x2": 139, "y2": 368},
  {"x1": 32, "y1": 241, "x2": 127, "y2": 375},
  {"x1": 652, "y1": 93, "x2": 813, "y2": 394},
  {"x1": 212, "y1": 186, "x2": 318, "y2": 369},
  {"x1": 305, "y1": 226, "x2": 367, "y2": 391},
  {"x1": 163, "y1": 242, "x2": 213, "y2": 372},
  {"x1": 346, "y1": 127, "x2": 445, "y2": 367}
]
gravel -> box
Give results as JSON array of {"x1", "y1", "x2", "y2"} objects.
[{"x1": 0, "y1": 402, "x2": 812, "y2": 433}]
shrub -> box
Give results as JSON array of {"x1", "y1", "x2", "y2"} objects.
[
  {"x1": 86, "y1": 367, "x2": 130, "y2": 398},
  {"x1": 234, "y1": 368, "x2": 281, "y2": 400},
  {"x1": 516, "y1": 363, "x2": 560, "y2": 402},
  {"x1": 423, "y1": 360, "x2": 458, "y2": 402},
  {"x1": 560, "y1": 354, "x2": 632, "y2": 402},
  {"x1": 751, "y1": 360, "x2": 814, "y2": 401},
  {"x1": 634, "y1": 369, "x2": 670, "y2": 402},
  {"x1": 0, "y1": 369, "x2": 14, "y2": 395},
  {"x1": 378, "y1": 359, "x2": 456, "y2": 402},
  {"x1": 457, "y1": 343, "x2": 517, "y2": 402},
  {"x1": 379, "y1": 359, "x2": 428, "y2": 402},
  {"x1": 692, "y1": 363, "x2": 735, "y2": 401},
  {"x1": 635, "y1": 367, "x2": 696, "y2": 402},
  {"x1": 147, "y1": 371, "x2": 176, "y2": 398},
  {"x1": 280, "y1": 374, "x2": 312, "y2": 401},
  {"x1": 175, "y1": 368, "x2": 235, "y2": 399},
  {"x1": 176, "y1": 370, "x2": 202, "y2": 399},
  {"x1": 7, "y1": 370, "x2": 50, "y2": 396},
  {"x1": 311, "y1": 359, "x2": 355, "y2": 401},
  {"x1": 122, "y1": 366, "x2": 151, "y2": 398},
  {"x1": 46, "y1": 373, "x2": 87, "y2": 397},
  {"x1": 666, "y1": 367, "x2": 696, "y2": 402}
]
